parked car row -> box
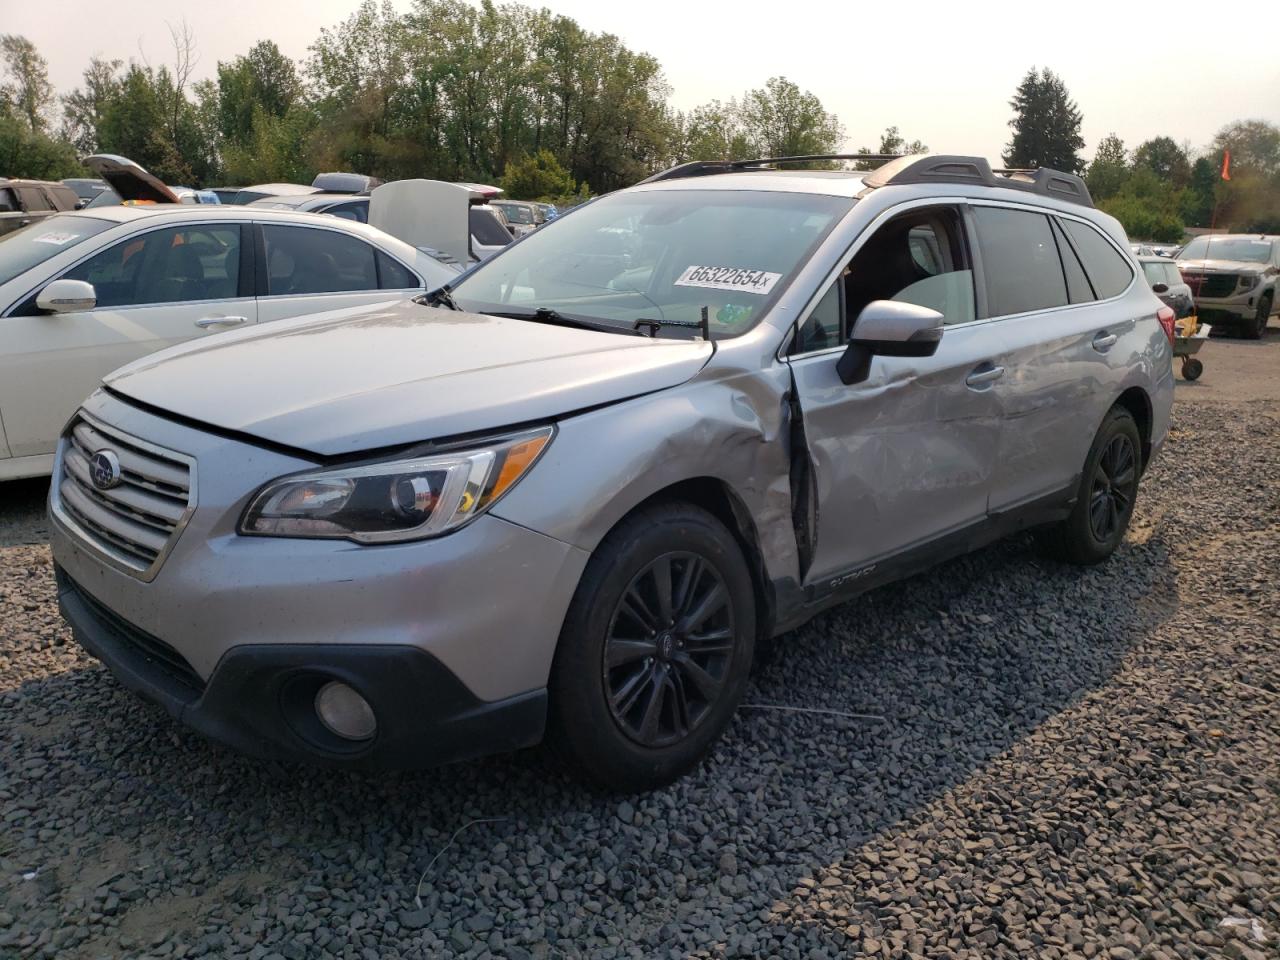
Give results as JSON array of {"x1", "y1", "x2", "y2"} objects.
[{"x1": 15, "y1": 151, "x2": 1178, "y2": 792}]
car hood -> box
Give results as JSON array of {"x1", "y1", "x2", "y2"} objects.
[
  {"x1": 1176, "y1": 258, "x2": 1267, "y2": 274},
  {"x1": 104, "y1": 299, "x2": 713, "y2": 456}
]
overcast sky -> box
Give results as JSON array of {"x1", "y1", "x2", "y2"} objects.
[{"x1": 10, "y1": 0, "x2": 1280, "y2": 161}]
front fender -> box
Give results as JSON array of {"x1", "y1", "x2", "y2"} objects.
[{"x1": 491, "y1": 365, "x2": 801, "y2": 593}]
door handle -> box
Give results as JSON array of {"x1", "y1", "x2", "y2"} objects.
[
  {"x1": 195, "y1": 315, "x2": 248, "y2": 329},
  {"x1": 965, "y1": 364, "x2": 1005, "y2": 388},
  {"x1": 1092, "y1": 331, "x2": 1118, "y2": 351}
]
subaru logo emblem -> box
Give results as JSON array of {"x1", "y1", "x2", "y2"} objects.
[{"x1": 90, "y1": 450, "x2": 122, "y2": 490}]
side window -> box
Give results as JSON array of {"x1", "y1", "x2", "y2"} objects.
[
  {"x1": 1051, "y1": 218, "x2": 1094, "y2": 303},
  {"x1": 973, "y1": 207, "x2": 1067, "y2": 316},
  {"x1": 262, "y1": 226, "x2": 378, "y2": 296},
  {"x1": 63, "y1": 225, "x2": 242, "y2": 308},
  {"x1": 844, "y1": 206, "x2": 976, "y2": 330},
  {"x1": 1165, "y1": 264, "x2": 1182, "y2": 286},
  {"x1": 377, "y1": 251, "x2": 418, "y2": 290},
  {"x1": 1059, "y1": 219, "x2": 1133, "y2": 299},
  {"x1": 325, "y1": 201, "x2": 367, "y2": 223},
  {"x1": 18, "y1": 188, "x2": 51, "y2": 212},
  {"x1": 0, "y1": 188, "x2": 15, "y2": 212},
  {"x1": 795, "y1": 281, "x2": 842, "y2": 353}
]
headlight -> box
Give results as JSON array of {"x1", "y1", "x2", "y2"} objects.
[
  {"x1": 1238, "y1": 275, "x2": 1260, "y2": 291},
  {"x1": 239, "y1": 427, "x2": 553, "y2": 542}
]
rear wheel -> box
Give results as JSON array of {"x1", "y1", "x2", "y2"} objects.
[
  {"x1": 1038, "y1": 406, "x2": 1142, "y2": 565},
  {"x1": 1181, "y1": 357, "x2": 1203, "y2": 381},
  {"x1": 1245, "y1": 293, "x2": 1271, "y2": 340},
  {"x1": 547, "y1": 502, "x2": 755, "y2": 792}
]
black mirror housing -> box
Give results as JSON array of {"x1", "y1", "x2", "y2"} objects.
[
  {"x1": 836, "y1": 300, "x2": 945, "y2": 385},
  {"x1": 1151, "y1": 282, "x2": 1169, "y2": 294}
]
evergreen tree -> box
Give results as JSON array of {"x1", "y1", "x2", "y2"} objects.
[{"x1": 1003, "y1": 68, "x2": 1085, "y2": 173}]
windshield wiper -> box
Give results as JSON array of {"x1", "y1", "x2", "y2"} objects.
[
  {"x1": 634, "y1": 307, "x2": 712, "y2": 341},
  {"x1": 415, "y1": 284, "x2": 461, "y2": 311},
  {"x1": 483, "y1": 306, "x2": 643, "y2": 336}
]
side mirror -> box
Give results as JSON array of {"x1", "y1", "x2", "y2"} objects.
[
  {"x1": 37, "y1": 279, "x2": 97, "y2": 314},
  {"x1": 1151, "y1": 282, "x2": 1169, "y2": 294},
  {"x1": 837, "y1": 300, "x2": 944, "y2": 385}
]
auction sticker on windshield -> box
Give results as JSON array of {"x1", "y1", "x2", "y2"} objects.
[
  {"x1": 33, "y1": 232, "x2": 80, "y2": 246},
  {"x1": 675, "y1": 265, "x2": 782, "y2": 295}
]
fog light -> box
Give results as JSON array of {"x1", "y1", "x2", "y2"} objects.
[{"x1": 314, "y1": 681, "x2": 377, "y2": 741}]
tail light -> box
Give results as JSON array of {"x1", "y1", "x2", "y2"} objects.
[{"x1": 1156, "y1": 305, "x2": 1177, "y2": 345}]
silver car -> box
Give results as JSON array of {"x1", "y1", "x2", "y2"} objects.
[{"x1": 49, "y1": 154, "x2": 1175, "y2": 792}]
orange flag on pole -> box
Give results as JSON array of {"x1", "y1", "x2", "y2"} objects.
[{"x1": 1221, "y1": 150, "x2": 1231, "y2": 181}]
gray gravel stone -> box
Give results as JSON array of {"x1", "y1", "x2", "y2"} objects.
[{"x1": 1, "y1": 337, "x2": 1279, "y2": 959}]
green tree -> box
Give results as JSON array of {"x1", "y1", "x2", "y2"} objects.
[
  {"x1": 61, "y1": 57, "x2": 123, "y2": 153},
  {"x1": 500, "y1": 148, "x2": 576, "y2": 199},
  {"x1": 854, "y1": 125, "x2": 927, "y2": 169},
  {"x1": 1182, "y1": 156, "x2": 1217, "y2": 227},
  {"x1": 1098, "y1": 168, "x2": 1185, "y2": 242},
  {"x1": 1213, "y1": 119, "x2": 1280, "y2": 177},
  {"x1": 1003, "y1": 67, "x2": 1085, "y2": 173},
  {"x1": 1085, "y1": 133, "x2": 1128, "y2": 201},
  {"x1": 678, "y1": 100, "x2": 753, "y2": 161},
  {"x1": 217, "y1": 41, "x2": 302, "y2": 146},
  {"x1": 1131, "y1": 136, "x2": 1190, "y2": 187},
  {"x1": 737, "y1": 76, "x2": 843, "y2": 160},
  {"x1": 0, "y1": 35, "x2": 56, "y2": 132},
  {"x1": 0, "y1": 114, "x2": 80, "y2": 178}
]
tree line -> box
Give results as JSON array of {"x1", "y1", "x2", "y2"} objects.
[{"x1": 1, "y1": 14, "x2": 1278, "y2": 237}]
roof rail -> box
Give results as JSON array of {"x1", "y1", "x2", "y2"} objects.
[
  {"x1": 861, "y1": 154, "x2": 1093, "y2": 207},
  {"x1": 638, "y1": 154, "x2": 903, "y2": 185}
]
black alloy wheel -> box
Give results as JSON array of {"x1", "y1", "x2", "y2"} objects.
[
  {"x1": 603, "y1": 552, "x2": 736, "y2": 748},
  {"x1": 1088, "y1": 433, "x2": 1138, "y2": 543}
]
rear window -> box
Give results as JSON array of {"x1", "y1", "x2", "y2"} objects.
[
  {"x1": 1060, "y1": 219, "x2": 1133, "y2": 299},
  {"x1": 1141, "y1": 262, "x2": 1166, "y2": 286},
  {"x1": 0, "y1": 215, "x2": 116, "y2": 286}
]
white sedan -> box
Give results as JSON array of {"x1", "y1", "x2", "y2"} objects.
[{"x1": 0, "y1": 204, "x2": 458, "y2": 480}]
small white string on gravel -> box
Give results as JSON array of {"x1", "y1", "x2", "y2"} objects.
[
  {"x1": 740, "y1": 703, "x2": 885, "y2": 721},
  {"x1": 414, "y1": 817, "x2": 508, "y2": 909}
]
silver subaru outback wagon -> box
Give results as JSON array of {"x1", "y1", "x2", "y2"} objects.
[{"x1": 49, "y1": 154, "x2": 1175, "y2": 792}]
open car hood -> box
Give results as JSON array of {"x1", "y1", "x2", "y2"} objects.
[
  {"x1": 83, "y1": 154, "x2": 180, "y2": 204},
  {"x1": 104, "y1": 299, "x2": 713, "y2": 456}
]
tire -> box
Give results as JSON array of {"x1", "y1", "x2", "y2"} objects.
[
  {"x1": 547, "y1": 501, "x2": 756, "y2": 792},
  {"x1": 1245, "y1": 293, "x2": 1271, "y2": 340},
  {"x1": 1182, "y1": 357, "x2": 1204, "y2": 381},
  {"x1": 1038, "y1": 406, "x2": 1143, "y2": 566}
]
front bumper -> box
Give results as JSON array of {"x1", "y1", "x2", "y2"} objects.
[
  {"x1": 49, "y1": 390, "x2": 590, "y2": 768},
  {"x1": 57, "y1": 567, "x2": 545, "y2": 768},
  {"x1": 1193, "y1": 293, "x2": 1262, "y2": 322}
]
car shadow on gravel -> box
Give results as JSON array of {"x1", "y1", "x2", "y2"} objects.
[
  {"x1": 2, "y1": 519, "x2": 1178, "y2": 956},
  {"x1": 0, "y1": 477, "x2": 51, "y2": 547}
]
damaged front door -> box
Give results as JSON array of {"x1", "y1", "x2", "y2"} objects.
[{"x1": 785, "y1": 203, "x2": 1004, "y2": 589}]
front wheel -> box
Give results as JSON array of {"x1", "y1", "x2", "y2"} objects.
[
  {"x1": 1038, "y1": 406, "x2": 1142, "y2": 565},
  {"x1": 547, "y1": 502, "x2": 756, "y2": 792},
  {"x1": 1245, "y1": 294, "x2": 1272, "y2": 340}
]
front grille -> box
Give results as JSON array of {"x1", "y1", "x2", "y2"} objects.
[
  {"x1": 1182, "y1": 272, "x2": 1238, "y2": 299},
  {"x1": 59, "y1": 568, "x2": 205, "y2": 701},
  {"x1": 54, "y1": 413, "x2": 195, "y2": 581}
]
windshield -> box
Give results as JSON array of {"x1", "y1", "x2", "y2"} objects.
[
  {"x1": 496, "y1": 203, "x2": 535, "y2": 224},
  {"x1": 1179, "y1": 237, "x2": 1273, "y2": 263},
  {"x1": 0, "y1": 215, "x2": 116, "y2": 286},
  {"x1": 451, "y1": 188, "x2": 851, "y2": 338}
]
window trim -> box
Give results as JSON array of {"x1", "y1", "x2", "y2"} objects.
[{"x1": 785, "y1": 197, "x2": 982, "y2": 360}]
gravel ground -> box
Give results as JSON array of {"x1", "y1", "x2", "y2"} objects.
[{"x1": 1, "y1": 332, "x2": 1278, "y2": 960}]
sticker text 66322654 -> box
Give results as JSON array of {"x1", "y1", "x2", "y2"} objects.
[{"x1": 675, "y1": 265, "x2": 782, "y2": 296}]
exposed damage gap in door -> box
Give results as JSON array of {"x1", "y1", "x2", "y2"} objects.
[{"x1": 786, "y1": 375, "x2": 817, "y2": 582}]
